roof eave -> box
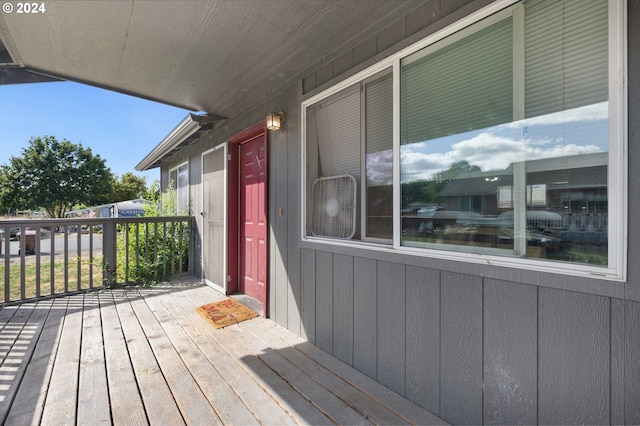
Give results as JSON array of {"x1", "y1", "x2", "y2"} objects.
[{"x1": 135, "y1": 113, "x2": 224, "y2": 171}]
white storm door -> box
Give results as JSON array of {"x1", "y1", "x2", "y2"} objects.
[{"x1": 201, "y1": 144, "x2": 227, "y2": 293}]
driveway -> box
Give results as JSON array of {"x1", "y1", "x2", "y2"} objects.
[{"x1": 1, "y1": 232, "x2": 103, "y2": 261}]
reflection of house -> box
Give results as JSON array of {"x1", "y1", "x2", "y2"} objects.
[
  {"x1": 438, "y1": 152, "x2": 608, "y2": 228},
  {"x1": 2, "y1": 1, "x2": 639, "y2": 423}
]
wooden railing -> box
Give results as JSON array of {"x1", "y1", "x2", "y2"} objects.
[{"x1": 0, "y1": 216, "x2": 194, "y2": 305}]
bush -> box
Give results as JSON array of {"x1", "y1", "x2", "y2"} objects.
[{"x1": 115, "y1": 181, "x2": 190, "y2": 285}]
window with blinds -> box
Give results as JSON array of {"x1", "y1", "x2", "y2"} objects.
[
  {"x1": 306, "y1": 70, "x2": 392, "y2": 242},
  {"x1": 398, "y1": 0, "x2": 610, "y2": 266},
  {"x1": 303, "y1": 0, "x2": 625, "y2": 278}
]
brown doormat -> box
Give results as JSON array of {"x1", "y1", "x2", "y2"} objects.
[{"x1": 196, "y1": 298, "x2": 258, "y2": 329}]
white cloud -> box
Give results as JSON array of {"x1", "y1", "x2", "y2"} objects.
[{"x1": 401, "y1": 131, "x2": 602, "y2": 182}]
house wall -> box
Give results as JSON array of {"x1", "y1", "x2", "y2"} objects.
[{"x1": 160, "y1": 0, "x2": 640, "y2": 423}]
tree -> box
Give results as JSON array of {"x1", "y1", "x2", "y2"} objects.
[
  {"x1": 111, "y1": 172, "x2": 148, "y2": 202},
  {"x1": 0, "y1": 136, "x2": 113, "y2": 217}
]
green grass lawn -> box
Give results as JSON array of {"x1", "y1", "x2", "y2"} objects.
[{"x1": 0, "y1": 256, "x2": 104, "y2": 302}]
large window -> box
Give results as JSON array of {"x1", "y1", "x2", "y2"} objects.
[{"x1": 302, "y1": 0, "x2": 626, "y2": 279}]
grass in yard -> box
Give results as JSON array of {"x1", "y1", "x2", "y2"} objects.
[{"x1": 0, "y1": 256, "x2": 104, "y2": 303}]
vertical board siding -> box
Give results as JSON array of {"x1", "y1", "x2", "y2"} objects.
[
  {"x1": 625, "y1": 300, "x2": 640, "y2": 423},
  {"x1": 376, "y1": 261, "x2": 406, "y2": 395},
  {"x1": 538, "y1": 288, "x2": 610, "y2": 425},
  {"x1": 300, "y1": 249, "x2": 316, "y2": 343},
  {"x1": 332, "y1": 254, "x2": 354, "y2": 365},
  {"x1": 626, "y1": 0, "x2": 640, "y2": 305},
  {"x1": 405, "y1": 265, "x2": 440, "y2": 415},
  {"x1": 353, "y1": 257, "x2": 378, "y2": 379},
  {"x1": 483, "y1": 279, "x2": 537, "y2": 425},
  {"x1": 611, "y1": 298, "x2": 625, "y2": 425},
  {"x1": 315, "y1": 251, "x2": 333, "y2": 353},
  {"x1": 440, "y1": 271, "x2": 483, "y2": 425}
]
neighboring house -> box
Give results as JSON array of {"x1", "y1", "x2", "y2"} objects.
[
  {"x1": 2, "y1": 0, "x2": 639, "y2": 423},
  {"x1": 66, "y1": 199, "x2": 146, "y2": 218}
]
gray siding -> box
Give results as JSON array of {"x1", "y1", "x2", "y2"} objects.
[
  {"x1": 376, "y1": 261, "x2": 406, "y2": 395},
  {"x1": 405, "y1": 265, "x2": 440, "y2": 414},
  {"x1": 159, "y1": 0, "x2": 640, "y2": 423},
  {"x1": 315, "y1": 250, "x2": 333, "y2": 354},
  {"x1": 298, "y1": 254, "x2": 640, "y2": 424},
  {"x1": 483, "y1": 279, "x2": 537, "y2": 425},
  {"x1": 353, "y1": 257, "x2": 378, "y2": 379},
  {"x1": 332, "y1": 254, "x2": 354, "y2": 365},
  {"x1": 538, "y1": 289, "x2": 610, "y2": 424},
  {"x1": 440, "y1": 272, "x2": 483, "y2": 425}
]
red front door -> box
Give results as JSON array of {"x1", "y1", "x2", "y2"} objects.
[{"x1": 239, "y1": 133, "x2": 267, "y2": 307}]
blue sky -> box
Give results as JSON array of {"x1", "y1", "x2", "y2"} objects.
[{"x1": 0, "y1": 81, "x2": 191, "y2": 184}]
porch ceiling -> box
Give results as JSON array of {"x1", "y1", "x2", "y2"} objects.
[{"x1": 0, "y1": 0, "x2": 418, "y2": 117}]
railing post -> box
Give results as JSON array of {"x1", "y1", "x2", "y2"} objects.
[
  {"x1": 103, "y1": 219, "x2": 117, "y2": 286},
  {"x1": 189, "y1": 216, "x2": 195, "y2": 274}
]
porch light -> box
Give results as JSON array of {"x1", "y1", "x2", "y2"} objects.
[{"x1": 266, "y1": 111, "x2": 285, "y2": 131}]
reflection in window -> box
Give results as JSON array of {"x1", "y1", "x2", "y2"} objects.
[
  {"x1": 364, "y1": 74, "x2": 393, "y2": 241},
  {"x1": 399, "y1": 0, "x2": 609, "y2": 266}
]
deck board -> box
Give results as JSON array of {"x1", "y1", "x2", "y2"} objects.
[
  {"x1": 0, "y1": 276, "x2": 447, "y2": 425},
  {"x1": 77, "y1": 294, "x2": 110, "y2": 425},
  {"x1": 225, "y1": 322, "x2": 373, "y2": 425},
  {"x1": 4, "y1": 298, "x2": 68, "y2": 426},
  {"x1": 40, "y1": 295, "x2": 84, "y2": 425},
  {"x1": 113, "y1": 289, "x2": 185, "y2": 426},
  {"x1": 171, "y1": 285, "x2": 299, "y2": 425},
  {"x1": 127, "y1": 289, "x2": 222, "y2": 425},
  {"x1": 0, "y1": 301, "x2": 51, "y2": 424},
  {"x1": 233, "y1": 319, "x2": 411, "y2": 425},
  {"x1": 147, "y1": 287, "x2": 260, "y2": 425},
  {"x1": 99, "y1": 291, "x2": 148, "y2": 426}
]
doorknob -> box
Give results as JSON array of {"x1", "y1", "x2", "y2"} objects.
[{"x1": 200, "y1": 212, "x2": 206, "y2": 217}]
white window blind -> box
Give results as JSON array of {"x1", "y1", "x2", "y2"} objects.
[
  {"x1": 364, "y1": 72, "x2": 393, "y2": 241},
  {"x1": 400, "y1": 17, "x2": 513, "y2": 145},
  {"x1": 309, "y1": 88, "x2": 361, "y2": 180},
  {"x1": 524, "y1": 0, "x2": 608, "y2": 118},
  {"x1": 365, "y1": 74, "x2": 393, "y2": 159}
]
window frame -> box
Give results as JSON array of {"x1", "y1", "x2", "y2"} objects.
[{"x1": 300, "y1": 0, "x2": 627, "y2": 281}]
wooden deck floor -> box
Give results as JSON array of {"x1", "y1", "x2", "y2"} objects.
[{"x1": 0, "y1": 276, "x2": 446, "y2": 425}]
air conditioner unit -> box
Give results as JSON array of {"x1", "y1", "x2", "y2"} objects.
[{"x1": 310, "y1": 175, "x2": 357, "y2": 239}]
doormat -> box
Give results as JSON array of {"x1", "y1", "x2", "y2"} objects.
[{"x1": 196, "y1": 298, "x2": 258, "y2": 329}]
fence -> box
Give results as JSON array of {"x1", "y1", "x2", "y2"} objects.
[{"x1": 0, "y1": 216, "x2": 194, "y2": 305}]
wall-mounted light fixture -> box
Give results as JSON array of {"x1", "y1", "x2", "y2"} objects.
[{"x1": 266, "y1": 111, "x2": 285, "y2": 131}]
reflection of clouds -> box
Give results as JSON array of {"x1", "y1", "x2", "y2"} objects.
[
  {"x1": 401, "y1": 103, "x2": 608, "y2": 182},
  {"x1": 366, "y1": 149, "x2": 393, "y2": 186},
  {"x1": 402, "y1": 132, "x2": 602, "y2": 182}
]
